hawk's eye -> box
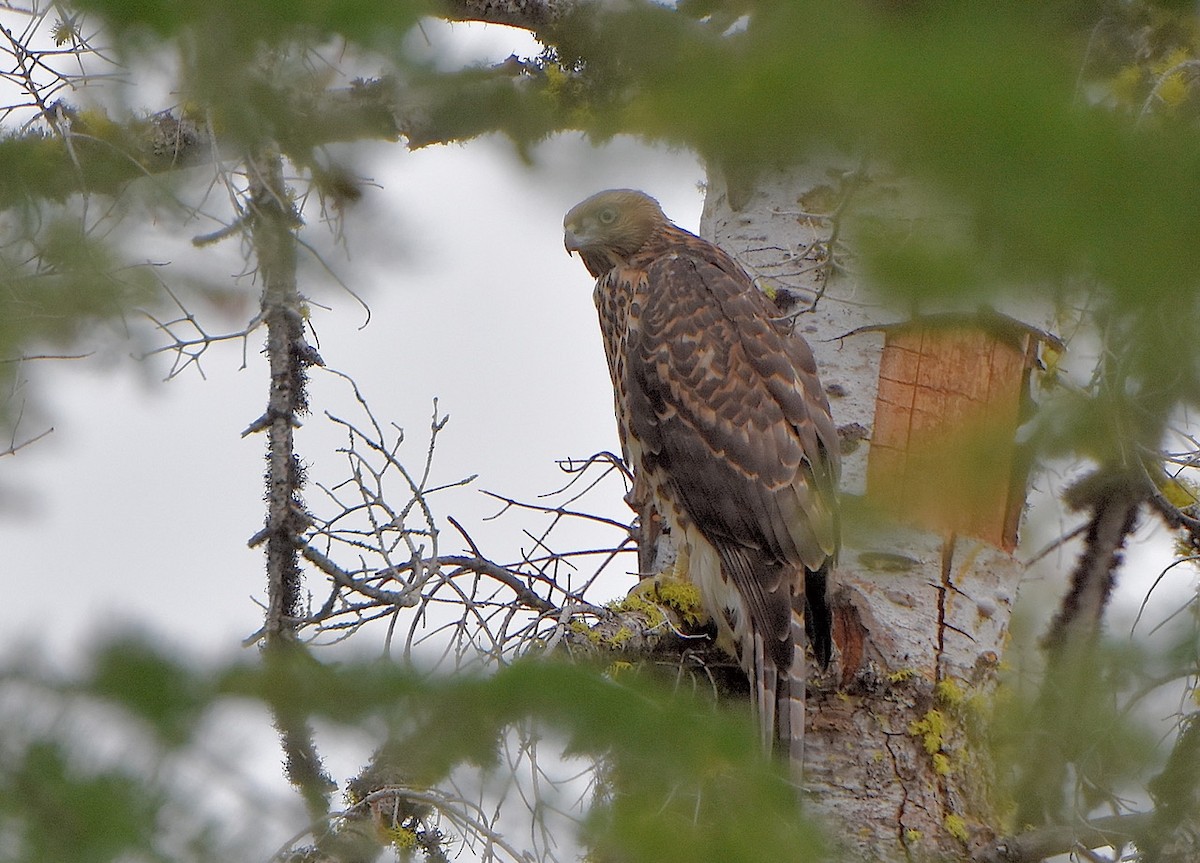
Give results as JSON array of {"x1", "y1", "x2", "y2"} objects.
[{"x1": 597, "y1": 208, "x2": 617, "y2": 225}]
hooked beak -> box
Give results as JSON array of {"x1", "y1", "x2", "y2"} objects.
[{"x1": 563, "y1": 228, "x2": 585, "y2": 256}]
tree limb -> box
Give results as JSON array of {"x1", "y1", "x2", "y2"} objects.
[
  {"x1": 1043, "y1": 469, "x2": 1144, "y2": 651},
  {"x1": 1015, "y1": 467, "x2": 1145, "y2": 827},
  {"x1": 978, "y1": 812, "x2": 1153, "y2": 863},
  {"x1": 442, "y1": 0, "x2": 571, "y2": 29}
]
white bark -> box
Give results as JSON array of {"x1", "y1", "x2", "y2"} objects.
[{"x1": 703, "y1": 163, "x2": 1025, "y2": 861}]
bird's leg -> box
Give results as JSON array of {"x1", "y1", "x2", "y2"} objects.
[
  {"x1": 624, "y1": 545, "x2": 712, "y2": 633},
  {"x1": 624, "y1": 472, "x2": 665, "y2": 580}
]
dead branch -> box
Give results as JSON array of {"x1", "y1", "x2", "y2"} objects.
[
  {"x1": 140, "y1": 282, "x2": 262, "y2": 379},
  {"x1": 241, "y1": 147, "x2": 336, "y2": 830},
  {"x1": 434, "y1": 555, "x2": 557, "y2": 613},
  {"x1": 0, "y1": 424, "x2": 51, "y2": 457},
  {"x1": 247, "y1": 149, "x2": 315, "y2": 646}
]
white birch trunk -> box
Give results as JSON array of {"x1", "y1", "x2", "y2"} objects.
[{"x1": 701, "y1": 163, "x2": 1025, "y2": 861}]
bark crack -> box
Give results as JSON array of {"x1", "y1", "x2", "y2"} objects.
[
  {"x1": 882, "y1": 726, "x2": 915, "y2": 859},
  {"x1": 935, "y1": 533, "x2": 956, "y2": 684}
]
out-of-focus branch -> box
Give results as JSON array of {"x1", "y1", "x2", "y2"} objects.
[
  {"x1": 1014, "y1": 467, "x2": 1145, "y2": 827},
  {"x1": 0, "y1": 5, "x2": 606, "y2": 207},
  {"x1": 1146, "y1": 476, "x2": 1200, "y2": 550},
  {"x1": 978, "y1": 812, "x2": 1152, "y2": 863},
  {"x1": 442, "y1": 0, "x2": 572, "y2": 30},
  {"x1": 0, "y1": 84, "x2": 401, "y2": 209},
  {"x1": 1043, "y1": 469, "x2": 1145, "y2": 651},
  {"x1": 1139, "y1": 714, "x2": 1200, "y2": 863}
]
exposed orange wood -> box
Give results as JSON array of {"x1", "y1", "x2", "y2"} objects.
[{"x1": 867, "y1": 326, "x2": 1031, "y2": 551}]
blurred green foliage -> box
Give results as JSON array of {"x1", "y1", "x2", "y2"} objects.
[
  {"x1": 4, "y1": 629, "x2": 1190, "y2": 861},
  {"x1": 3, "y1": 0, "x2": 1200, "y2": 446},
  {"x1": 0, "y1": 638, "x2": 823, "y2": 863},
  {"x1": 2, "y1": 741, "x2": 163, "y2": 863},
  {"x1": 0, "y1": 213, "x2": 157, "y2": 370},
  {"x1": 991, "y1": 636, "x2": 1161, "y2": 827}
]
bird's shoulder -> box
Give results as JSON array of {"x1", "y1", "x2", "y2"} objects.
[
  {"x1": 629, "y1": 230, "x2": 790, "y2": 345},
  {"x1": 634, "y1": 226, "x2": 747, "y2": 284}
]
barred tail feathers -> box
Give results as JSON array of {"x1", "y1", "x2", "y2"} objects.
[
  {"x1": 782, "y1": 601, "x2": 808, "y2": 783},
  {"x1": 750, "y1": 602, "x2": 808, "y2": 783},
  {"x1": 752, "y1": 631, "x2": 778, "y2": 754}
]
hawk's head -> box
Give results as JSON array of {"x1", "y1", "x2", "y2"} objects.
[{"x1": 564, "y1": 189, "x2": 669, "y2": 278}]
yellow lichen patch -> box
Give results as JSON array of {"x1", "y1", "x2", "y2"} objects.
[
  {"x1": 909, "y1": 709, "x2": 949, "y2": 756},
  {"x1": 570, "y1": 618, "x2": 605, "y2": 646},
  {"x1": 1109, "y1": 64, "x2": 1144, "y2": 105},
  {"x1": 1151, "y1": 47, "x2": 1192, "y2": 77},
  {"x1": 1038, "y1": 341, "x2": 1065, "y2": 383},
  {"x1": 606, "y1": 592, "x2": 667, "y2": 629},
  {"x1": 943, "y1": 813, "x2": 969, "y2": 844},
  {"x1": 935, "y1": 678, "x2": 966, "y2": 707},
  {"x1": 1156, "y1": 472, "x2": 1199, "y2": 508},
  {"x1": 572, "y1": 613, "x2": 646, "y2": 650},
  {"x1": 888, "y1": 668, "x2": 918, "y2": 683},
  {"x1": 652, "y1": 577, "x2": 707, "y2": 627},
  {"x1": 904, "y1": 829, "x2": 922, "y2": 845},
  {"x1": 1151, "y1": 47, "x2": 1193, "y2": 108},
  {"x1": 383, "y1": 825, "x2": 419, "y2": 849},
  {"x1": 615, "y1": 559, "x2": 708, "y2": 632},
  {"x1": 1174, "y1": 537, "x2": 1200, "y2": 560},
  {"x1": 932, "y1": 753, "x2": 952, "y2": 776}
]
